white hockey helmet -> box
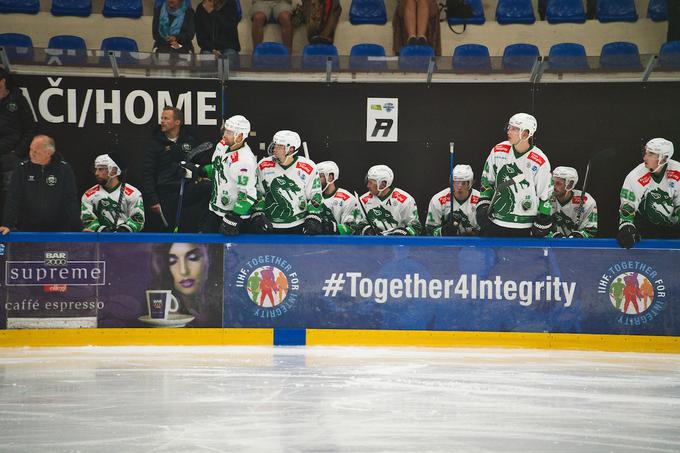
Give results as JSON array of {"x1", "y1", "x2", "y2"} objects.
[
  {"x1": 366, "y1": 164, "x2": 394, "y2": 190},
  {"x1": 223, "y1": 115, "x2": 251, "y2": 140},
  {"x1": 645, "y1": 138, "x2": 674, "y2": 161},
  {"x1": 452, "y1": 164, "x2": 474, "y2": 183},
  {"x1": 268, "y1": 130, "x2": 301, "y2": 160},
  {"x1": 508, "y1": 113, "x2": 537, "y2": 138},
  {"x1": 552, "y1": 166, "x2": 579, "y2": 191},
  {"x1": 317, "y1": 161, "x2": 340, "y2": 187},
  {"x1": 94, "y1": 154, "x2": 121, "y2": 178}
]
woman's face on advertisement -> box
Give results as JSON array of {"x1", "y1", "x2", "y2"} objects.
[{"x1": 168, "y1": 243, "x2": 206, "y2": 297}]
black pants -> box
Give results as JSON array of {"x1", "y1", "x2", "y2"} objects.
[
  {"x1": 145, "y1": 180, "x2": 211, "y2": 233},
  {"x1": 201, "y1": 210, "x2": 259, "y2": 234},
  {"x1": 481, "y1": 221, "x2": 532, "y2": 238},
  {"x1": 635, "y1": 215, "x2": 680, "y2": 240}
]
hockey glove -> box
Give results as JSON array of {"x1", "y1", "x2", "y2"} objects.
[
  {"x1": 97, "y1": 225, "x2": 112, "y2": 232},
  {"x1": 360, "y1": 224, "x2": 377, "y2": 236},
  {"x1": 116, "y1": 225, "x2": 133, "y2": 233},
  {"x1": 180, "y1": 161, "x2": 206, "y2": 180},
  {"x1": 303, "y1": 214, "x2": 323, "y2": 235},
  {"x1": 219, "y1": 211, "x2": 242, "y2": 236},
  {"x1": 251, "y1": 212, "x2": 272, "y2": 234},
  {"x1": 569, "y1": 231, "x2": 585, "y2": 239},
  {"x1": 617, "y1": 224, "x2": 638, "y2": 249},
  {"x1": 322, "y1": 218, "x2": 338, "y2": 234},
  {"x1": 531, "y1": 214, "x2": 552, "y2": 238},
  {"x1": 550, "y1": 232, "x2": 565, "y2": 238},
  {"x1": 384, "y1": 228, "x2": 409, "y2": 236},
  {"x1": 475, "y1": 200, "x2": 492, "y2": 231}
]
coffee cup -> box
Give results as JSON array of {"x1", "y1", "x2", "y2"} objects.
[{"x1": 146, "y1": 290, "x2": 179, "y2": 320}]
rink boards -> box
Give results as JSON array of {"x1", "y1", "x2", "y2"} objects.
[{"x1": 1, "y1": 233, "x2": 680, "y2": 352}]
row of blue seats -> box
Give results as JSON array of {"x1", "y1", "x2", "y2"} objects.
[
  {"x1": 0, "y1": 0, "x2": 670, "y2": 23},
  {"x1": 2, "y1": 32, "x2": 679, "y2": 71}
]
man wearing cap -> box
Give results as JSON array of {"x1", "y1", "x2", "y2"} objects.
[{"x1": 81, "y1": 153, "x2": 145, "y2": 232}]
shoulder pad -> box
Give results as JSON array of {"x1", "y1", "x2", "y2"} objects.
[
  {"x1": 296, "y1": 161, "x2": 313, "y2": 175},
  {"x1": 334, "y1": 191, "x2": 350, "y2": 201},
  {"x1": 667, "y1": 170, "x2": 680, "y2": 182},
  {"x1": 84, "y1": 185, "x2": 100, "y2": 198},
  {"x1": 471, "y1": 195, "x2": 479, "y2": 204},
  {"x1": 259, "y1": 159, "x2": 276, "y2": 170},
  {"x1": 637, "y1": 173, "x2": 652, "y2": 187},
  {"x1": 493, "y1": 143, "x2": 511, "y2": 153},
  {"x1": 527, "y1": 151, "x2": 545, "y2": 166},
  {"x1": 438, "y1": 192, "x2": 451, "y2": 206},
  {"x1": 392, "y1": 190, "x2": 408, "y2": 203}
]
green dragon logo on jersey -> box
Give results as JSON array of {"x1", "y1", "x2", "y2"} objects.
[
  {"x1": 640, "y1": 188, "x2": 674, "y2": 226},
  {"x1": 553, "y1": 211, "x2": 576, "y2": 231},
  {"x1": 94, "y1": 198, "x2": 121, "y2": 228},
  {"x1": 264, "y1": 175, "x2": 302, "y2": 221},
  {"x1": 492, "y1": 163, "x2": 529, "y2": 215},
  {"x1": 367, "y1": 206, "x2": 398, "y2": 231}
]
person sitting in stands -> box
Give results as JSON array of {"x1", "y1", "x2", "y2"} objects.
[
  {"x1": 392, "y1": 0, "x2": 441, "y2": 55},
  {"x1": 153, "y1": 0, "x2": 196, "y2": 54}
]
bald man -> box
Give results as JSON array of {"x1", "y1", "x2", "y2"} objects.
[{"x1": 1, "y1": 135, "x2": 81, "y2": 234}]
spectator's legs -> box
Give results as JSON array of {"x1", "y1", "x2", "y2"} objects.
[
  {"x1": 415, "y1": 0, "x2": 429, "y2": 41},
  {"x1": 318, "y1": 4, "x2": 342, "y2": 42},
  {"x1": 669, "y1": 0, "x2": 680, "y2": 41},
  {"x1": 252, "y1": 12, "x2": 268, "y2": 49},
  {"x1": 403, "y1": 0, "x2": 417, "y2": 43},
  {"x1": 586, "y1": 0, "x2": 597, "y2": 20},
  {"x1": 278, "y1": 11, "x2": 293, "y2": 54}
]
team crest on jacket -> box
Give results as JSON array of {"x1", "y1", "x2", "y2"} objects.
[
  {"x1": 46, "y1": 175, "x2": 57, "y2": 186},
  {"x1": 234, "y1": 255, "x2": 300, "y2": 319},
  {"x1": 7, "y1": 102, "x2": 17, "y2": 113},
  {"x1": 598, "y1": 260, "x2": 666, "y2": 326}
]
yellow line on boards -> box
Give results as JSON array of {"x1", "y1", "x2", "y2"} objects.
[
  {"x1": 0, "y1": 328, "x2": 273, "y2": 347},
  {"x1": 306, "y1": 329, "x2": 680, "y2": 353}
]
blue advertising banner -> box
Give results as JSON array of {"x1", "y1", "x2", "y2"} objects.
[{"x1": 223, "y1": 241, "x2": 680, "y2": 336}]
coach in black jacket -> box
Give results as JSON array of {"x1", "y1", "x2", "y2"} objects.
[{"x1": 1, "y1": 135, "x2": 81, "y2": 234}]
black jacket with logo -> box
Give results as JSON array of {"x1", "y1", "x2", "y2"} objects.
[
  {"x1": 142, "y1": 127, "x2": 199, "y2": 206},
  {"x1": 2, "y1": 152, "x2": 81, "y2": 231},
  {"x1": 0, "y1": 88, "x2": 37, "y2": 172}
]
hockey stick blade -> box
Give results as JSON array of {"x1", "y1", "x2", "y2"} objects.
[
  {"x1": 449, "y1": 142, "x2": 455, "y2": 219},
  {"x1": 186, "y1": 141, "x2": 214, "y2": 163},
  {"x1": 354, "y1": 191, "x2": 380, "y2": 236}
]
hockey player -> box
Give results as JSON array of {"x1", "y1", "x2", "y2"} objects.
[
  {"x1": 81, "y1": 153, "x2": 145, "y2": 232},
  {"x1": 477, "y1": 113, "x2": 553, "y2": 237},
  {"x1": 317, "y1": 160, "x2": 360, "y2": 235},
  {"x1": 183, "y1": 115, "x2": 258, "y2": 235},
  {"x1": 617, "y1": 138, "x2": 680, "y2": 248},
  {"x1": 357, "y1": 164, "x2": 422, "y2": 236},
  {"x1": 253, "y1": 130, "x2": 323, "y2": 234},
  {"x1": 426, "y1": 164, "x2": 480, "y2": 236},
  {"x1": 549, "y1": 166, "x2": 598, "y2": 238}
]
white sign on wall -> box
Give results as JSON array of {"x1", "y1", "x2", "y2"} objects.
[{"x1": 366, "y1": 98, "x2": 398, "y2": 142}]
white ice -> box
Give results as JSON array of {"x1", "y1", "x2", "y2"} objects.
[{"x1": 1, "y1": 346, "x2": 680, "y2": 452}]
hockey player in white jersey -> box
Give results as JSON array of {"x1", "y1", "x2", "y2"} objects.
[
  {"x1": 618, "y1": 138, "x2": 680, "y2": 248},
  {"x1": 253, "y1": 130, "x2": 324, "y2": 234},
  {"x1": 357, "y1": 164, "x2": 422, "y2": 236},
  {"x1": 426, "y1": 164, "x2": 480, "y2": 236},
  {"x1": 183, "y1": 115, "x2": 258, "y2": 235},
  {"x1": 549, "y1": 166, "x2": 598, "y2": 238},
  {"x1": 477, "y1": 113, "x2": 553, "y2": 237},
  {"x1": 81, "y1": 153, "x2": 145, "y2": 232},
  {"x1": 316, "y1": 161, "x2": 360, "y2": 235}
]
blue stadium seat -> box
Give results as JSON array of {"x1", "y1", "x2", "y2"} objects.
[
  {"x1": 658, "y1": 40, "x2": 680, "y2": 69},
  {"x1": 452, "y1": 44, "x2": 491, "y2": 72},
  {"x1": 103, "y1": 0, "x2": 142, "y2": 18},
  {"x1": 349, "y1": 43, "x2": 387, "y2": 70},
  {"x1": 599, "y1": 42, "x2": 641, "y2": 70},
  {"x1": 597, "y1": 0, "x2": 637, "y2": 22},
  {"x1": 101, "y1": 37, "x2": 139, "y2": 52},
  {"x1": 647, "y1": 0, "x2": 667, "y2": 21},
  {"x1": 52, "y1": 0, "x2": 91, "y2": 16},
  {"x1": 496, "y1": 0, "x2": 535, "y2": 24},
  {"x1": 0, "y1": 33, "x2": 34, "y2": 61},
  {"x1": 447, "y1": 0, "x2": 485, "y2": 25},
  {"x1": 398, "y1": 44, "x2": 435, "y2": 71},
  {"x1": 502, "y1": 43, "x2": 539, "y2": 71},
  {"x1": 47, "y1": 35, "x2": 88, "y2": 63},
  {"x1": 302, "y1": 43, "x2": 339, "y2": 70},
  {"x1": 0, "y1": 0, "x2": 39, "y2": 14},
  {"x1": 546, "y1": 0, "x2": 586, "y2": 24},
  {"x1": 548, "y1": 42, "x2": 589, "y2": 71},
  {"x1": 252, "y1": 42, "x2": 290, "y2": 69},
  {"x1": 349, "y1": 0, "x2": 387, "y2": 24}
]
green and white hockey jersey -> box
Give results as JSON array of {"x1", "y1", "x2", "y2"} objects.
[
  {"x1": 357, "y1": 187, "x2": 422, "y2": 235},
  {"x1": 205, "y1": 140, "x2": 258, "y2": 218},
  {"x1": 619, "y1": 160, "x2": 680, "y2": 228},
  {"x1": 321, "y1": 188, "x2": 361, "y2": 235},
  {"x1": 81, "y1": 183, "x2": 145, "y2": 232},
  {"x1": 425, "y1": 188, "x2": 481, "y2": 236},
  {"x1": 480, "y1": 142, "x2": 553, "y2": 229},
  {"x1": 549, "y1": 190, "x2": 598, "y2": 237},
  {"x1": 255, "y1": 156, "x2": 323, "y2": 229}
]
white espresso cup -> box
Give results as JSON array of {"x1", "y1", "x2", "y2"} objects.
[{"x1": 146, "y1": 290, "x2": 180, "y2": 320}]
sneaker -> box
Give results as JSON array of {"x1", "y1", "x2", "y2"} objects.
[
  {"x1": 406, "y1": 36, "x2": 418, "y2": 46},
  {"x1": 416, "y1": 36, "x2": 428, "y2": 46}
]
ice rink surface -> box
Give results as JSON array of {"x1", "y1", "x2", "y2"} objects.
[{"x1": 1, "y1": 345, "x2": 679, "y2": 452}]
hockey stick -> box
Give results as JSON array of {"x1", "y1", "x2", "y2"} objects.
[
  {"x1": 302, "y1": 141, "x2": 310, "y2": 160},
  {"x1": 575, "y1": 160, "x2": 591, "y2": 227},
  {"x1": 354, "y1": 190, "x2": 380, "y2": 235},
  {"x1": 110, "y1": 173, "x2": 126, "y2": 231},
  {"x1": 173, "y1": 142, "x2": 214, "y2": 232},
  {"x1": 449, "y1": 142, "x2": 455, "y2": 217}
]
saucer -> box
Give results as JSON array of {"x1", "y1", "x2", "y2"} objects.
[{"x1": 138, "y1": 313, "x2": 195, "y2": 328}]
